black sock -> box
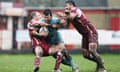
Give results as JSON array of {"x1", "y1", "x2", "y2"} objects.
[
  {"x1": 62, "y1": 49, "x2": 72, "y2": 60},
  {"x1": 91, "y1": 52, "x2": 104, "y2": 68}
]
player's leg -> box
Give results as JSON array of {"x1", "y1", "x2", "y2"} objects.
[
  {"x1": 89, "y1": 43, "x2": 106, "y2": 72},
  {"x1": 49, "y1": 45, "x2": 63, "y2": 72},
  {"x1": 53, "y1": 43, "x2": 79, "y2": 72},
  {"x1": 33, "y1": 46, "x2": 43, "y2": 72},
  {"x1": 82, "y1": 48, "x2": 106, "y2": 72},
  {"x1": 82, "y1": 37, "x2": 106, "y2": 72}
]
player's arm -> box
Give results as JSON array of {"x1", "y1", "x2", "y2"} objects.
[
  {"x1": 47, "y1": 18, "x2": 63, "y2": 29},
  {"x1": 64, "y1": 7, "x2": 79, "y2": 27},
  {"x1": 31, "y1": 21, "x2": 49, "y2": 27},
  {"x1": 29, "y1": 28, "x2": 42, "y2": 37},
  {"x1": 56, "y1": 12, "x2": 67, "y2": 26},
  {"x1": 28, "y1": 24, "x2": 46, "y2": 38},
  {"x1": 65, "y1": 7, "x2": 78, "y2": 20},
  {"x1": 80, "y1": 13, "x2": 98, "y2": 36}
]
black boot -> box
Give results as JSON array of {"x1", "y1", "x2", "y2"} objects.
[{"x1": 34, "y1": 67, "x2": 39, "y2": 72}]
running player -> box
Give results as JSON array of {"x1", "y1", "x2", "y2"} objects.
[
  {"x1": 64, "y1": 1, "x2": 106, "y2": 72},
  {"x1": 40, "y1": 9, "x2": 79, "y2": 72},
  {"x1": 27, "y1": 11, "x2": 63, "y2": 72}
]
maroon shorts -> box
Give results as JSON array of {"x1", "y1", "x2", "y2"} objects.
[
  {"x1": 31, "y1": 37, "x2": 50, "y2": 56},
  {"x1": 82, "y1": 35, "x2": 98, "y2": 49},
  {"x1": 82, "y1": 36, "x2": 89, "y2": 49}
]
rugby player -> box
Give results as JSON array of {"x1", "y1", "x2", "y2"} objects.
[
  {"x1": 63, "y1": 1, "x2": 106, "y2": 72},
  {"x1": 40, "y1": 9, "x2": 79, "y2": 72},
  {"x1": 27, "y1": 11, "x2": 63, "y2": 72}
]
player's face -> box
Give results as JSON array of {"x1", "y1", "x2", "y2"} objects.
[
  {"x1": 65, "y1": 3, "x2": 71, "y2": 9},
  {"x1": 34, "y1": 12, "x2": 41, "y2": 20},
  {"x1": 44, "y1": 14, "x2": 52, "y2": 22}
]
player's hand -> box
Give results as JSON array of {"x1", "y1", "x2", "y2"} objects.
[
  {"x1": 89, "y1": 42, "x2": 97, "y2": 52},
  {"x1": 39, "y1": 32, "x2": 48, "y2": 37},
  {"x1": 56, "y1": 12, "x2": 65, "y2": 17},
  {"x1": 32, "y1": 21, "x2": 40, "y2": 25},
  {"x1": 52, "y1": 24, "x2": 58, "y2": 28},
  {"x1": 40, "y1": 23, "x2": 49, "y2": 26}
]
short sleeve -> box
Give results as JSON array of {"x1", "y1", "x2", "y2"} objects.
[
  {"x1": 71, "y1": 7, "x2": 82, "y2": 18},
  {"x1": 27, "y1": 21, "x2": 34, "y2": 30},
  {"x1": 39, "y1": 18, "x2": 45, "y2": 23},
  {"x1": 51, "y1": 17, "x2": 60, "y2": 25}
]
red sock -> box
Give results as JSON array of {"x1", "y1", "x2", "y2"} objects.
[
  {"x1": 34, "y1": 57, "x2": 40, "y2": 67},
  {"x1": 54, "y1": 52, "x2": 63, "y2": 70}
]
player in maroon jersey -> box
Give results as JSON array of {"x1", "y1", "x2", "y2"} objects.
[
  {"x1": 64, "y1": 1, "x2": 106, "y2": 72},
  {"x1": 27, "y1": 11, "x2": 63, "y2": 72}
]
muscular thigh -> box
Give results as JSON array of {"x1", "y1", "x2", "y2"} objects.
[
  {"x1": 49, "y1": 45, "x2": 57, "y2": 55},
  {"x1": 48, "y1": 43, "x2": 65, "y2": 55},
  {"x1": 82, "y1": 37, "x2": 89, "y2": 49},
  {"x1": 34, "y1": 46, "x2": 43, "y2": 56}
]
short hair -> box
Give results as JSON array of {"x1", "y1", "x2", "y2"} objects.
[
  {"x1": 43, "y1": 9, "x2": 52, "y2": 16},
  {"x1": 26, "y1": 11, "x2": 39, "y2": 24},
  {"x1": 65, "y1": 0, "x2": 76, "y2": 6},
  {"x1": 30, "y1": 11, "x2": 37, "y2": 17}
]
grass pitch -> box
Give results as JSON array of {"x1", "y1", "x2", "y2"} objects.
[{"x1": 0, "y1": 54, "x2": 120, "y2": 72}]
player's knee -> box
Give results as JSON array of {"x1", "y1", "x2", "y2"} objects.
[
  {"x1": 35, "y1": 46, "x2": 43, "y2": 56},
  {"x1": 57, "y1": 43, "x2": 66, "y2": 50},
  {"x1": 49, "y1": 50, "x2": 54, "y2": 55},
  {"x1": 90, "y1": 51, "x2": 99, "y2": 57},
  {"x1": 62, "y1": 49, "x2": 69, "y2": 56},
  {"x1": 62, "y1": 49, "x2": 72, "y2": 60},
  {"x1": 52, "y1": 52, "x2": 57, "y2": 58},
  {"x1": 89, "y1": 48, "x2": 96, "y2": 53}
]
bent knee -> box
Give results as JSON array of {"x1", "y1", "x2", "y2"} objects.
[
  {"x1": 82, "y1": 48, "x2": 89, "y2": 57},
  {"x1": 48, "y1": 47, "x2": 56, "y2": 55},
  {"x1": 35, "y1": 46, "x2": 43, "y2": 56}
]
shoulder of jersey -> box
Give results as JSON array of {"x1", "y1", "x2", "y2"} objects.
[
  {"x1": 52, "y1": 16, "x2": 59, "y2": 20},
  {"x1": 39, "y1": 18, "x2": 45, "y2": 22}
]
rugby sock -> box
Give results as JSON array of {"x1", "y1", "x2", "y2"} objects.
[
  {"x1": 34, "y1": 57, "x2": 40, "y2": 67},
  {"x1": 85, "y1": 53, "x2": 104, "y2": 68},
  {"x1": 54, "y1": 52, "x2": 63, "y2": 70},
  {"x1": 63, "y1": 49, "x2": 76, "y2": 69},
  {"x1": 69, "y1": 60, "x2": 76, "y2": 69},
  {"x1": 53, "y1": 50, "x2": 76, "y2": 68},
  {"x1": 61, "y1": 59, "x2": 76, "y2": 69},
  {"x1": 61, "y1": 58, "x2": 70, "y2": 66},
  {"x1": 91, "y1": 52, "x2": 105, "y2": 68},
  {"x1": 61, "y1": 49, "x2": 72, "y2": 66}
]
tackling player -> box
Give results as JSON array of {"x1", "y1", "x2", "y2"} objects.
[
  {"x1": 27, "y1": 11, "x2": 63, "y2": 72},
  {"x1": 64, "y1": 0, "x2": 106, "y2": 72}
]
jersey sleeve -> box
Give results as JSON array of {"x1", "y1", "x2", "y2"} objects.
[
  {"x1": 71, "y1": 7, "x2": 82, "y2": 18},
  {"x1": 80, "y1": 11, "x2": 98, "y2": 42},
  {"x1": 53, "y1": 17, "x2": 61, "y2": 24},
  {"x1": 39, "y1": 18, "x2": 44, "y2": 23},
  {"x1": 56, "y1": 19, "x2": 61, "y2": 24},
  {"x1": 27, "y1": 21, "x2": 34, "y2": 31},
  {"x1": 80, "y1": 12, "x2": 97, "y2": 35},
  {"x1": 71, "y1": 8, "x2": 97, "y2": 35}
]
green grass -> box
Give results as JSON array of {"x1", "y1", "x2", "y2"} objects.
[{"x1": 0, "y1": 54, "x2": 120, "y2": 72}]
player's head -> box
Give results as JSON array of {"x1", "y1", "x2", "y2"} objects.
[
  {"x1": 30, "y1": 11, "x2": 41, "y2": 20},
  {"x1": 43, "y1": 9, "x2": 52, "y2": 22},
  {"x1": 65, "y1": 0, "x2": 76, "y2": 9}
]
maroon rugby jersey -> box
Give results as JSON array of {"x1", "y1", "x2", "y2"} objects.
[{"x1": 70, "y1": 7, "x2": 98, "y2": 42}]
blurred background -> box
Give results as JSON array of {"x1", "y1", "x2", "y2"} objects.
[{"x1": 0, "y1": 0, "x2": 120, "y2": 54}]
